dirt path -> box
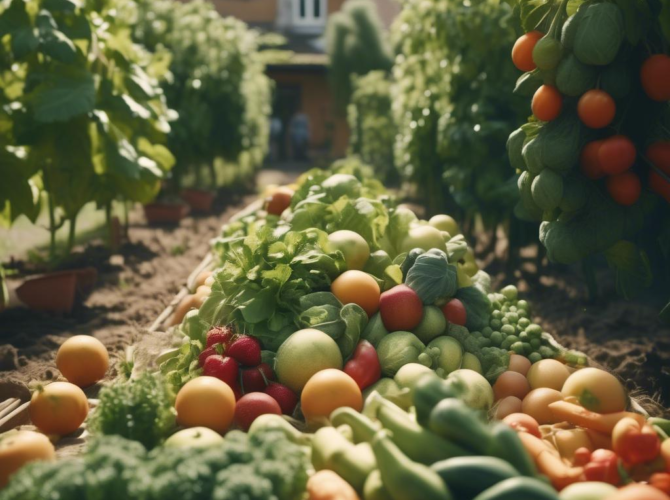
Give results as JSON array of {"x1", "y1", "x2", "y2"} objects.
[{"x1": 0, "y1": 167, "x2": 304, "y2": 402}]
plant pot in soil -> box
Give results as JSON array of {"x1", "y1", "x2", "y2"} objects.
[
  {"x1": 180, "y1": 188, "x2": 216, "y2": 213},
  {"x1": 15, "y1": 271, "x2": 78, "y2": 314},
  {"x1": 143, "y1": 202, "x2": 190, "y2": 225}
]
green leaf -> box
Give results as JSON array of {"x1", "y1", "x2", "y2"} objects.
[
  {"x1": 518, "y1": 0, "x2": 555, "y2": 32},
  {"x1": 42, "y1": 0, "x2": 81, "y2": 11},
  {"x1": 28, "y1": 65, "x2": 95, "y2": 123},
  {"x1": 0, "y1": 0, "x2": 38, "y2": 59},
  {"x1": 338, "y1": 303, "x2": 369, "y2": 359},
  {"x1": 405, "y1": 250, "x2": 458, "y2": 304},
  {"x1": 613, "y1": 0, "x2": 651, "y2": 45},
  {"x1": 604, "y1": 241, "x2": 653, "y2": 299}
]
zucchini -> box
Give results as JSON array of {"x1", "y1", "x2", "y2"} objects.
[
  {"x1": 473, "y1": 477, "x2": 559, "y2": 500},
  {"x1": 431, "y1": 456, "x2": 519, "y2": 500}
]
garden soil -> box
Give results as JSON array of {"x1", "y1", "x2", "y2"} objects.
[{"x1": 1, "y1": 169, "x2": 669, "y2": 421}]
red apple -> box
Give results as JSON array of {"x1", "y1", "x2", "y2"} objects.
[{"x1": 379, "y1": 284, "x2": 423, "y2": 331}]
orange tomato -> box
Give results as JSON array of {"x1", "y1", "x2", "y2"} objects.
[
  {"x1": 301, "y1": 369, "x2": 363, "y2": 421},
  {"x1": 641, "y1": 55, "x2": 670, "y2": 102},
  {"x1": 532, "y1": 85, "x2": 562, "y2": 122},
  {"x1": 578, "y1": 89, "x2": 616, "y2": 129},
  {"x1": 29, "y1": 382, "x2": 89, "y2": 435},
  {"x1": 56, "y1": 335, "x2": 109, "y2": 388},
  {"x1": 175, "y1": 376, "x2": 236, "y2": 433},
  {"x1": 266, "y1": 186, "x2": 294, "y2": 216},
  {"x1": 599, "y1": 135, "x2": 636, "y2": 175},
  {"x1": 512, "y1": 31, "x2": 543, "y2": 72},
  {"x1": 580, "y1": 140, "x2": 606, "y2": 179},
  {"x1": 607, "y1": 172, "x2": 641, "y2": 206},
  {"x1": 0, "y1": 430, "x2": 55, "y2": 487},
  {"x1": 331, "y1": 270, "x2": 380, "y2": 316}
]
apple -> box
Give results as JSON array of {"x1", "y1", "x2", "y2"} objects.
[
  {"x1": 428, "y1": 336, "x2": 463, "y2": 375},
  {"x1": 400, "y1": 225, "x2": 446, "y2": 254},
  {"x1": 321, "y1": 174, "x2": 361, "y2": 199},
  {"x1": 379, "y1": 284, "x2": 423, "y2": 331},
  {"x1": 442, "y1": 298, "x2": 467, "y2": 326},
  {"x1": 328, "y1": 230, "x2": 370, "y2": 270},
  {"x1": 164, "y1": 427, "x2": 224, "y2": 449},
  {"x1": 265, "y1": 186, "x2": 294, "y2": 216},
  {"x1": 429, "y1": 214, "x2": 459, "y2": 236},
  {"x1": 413, "y1": 306, "x2": 447, "y2": 343}
]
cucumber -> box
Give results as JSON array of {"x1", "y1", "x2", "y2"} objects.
[
  {"x1": 473, "y1": 477, "x2": 559, "y2": 500},
  {"x1": 431, "y1": 456, "x2": 519, "y2": 500}
]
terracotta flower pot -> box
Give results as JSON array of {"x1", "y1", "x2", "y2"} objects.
[
  {"x1": 143, "y1": 202, "x2": 190, "y2": 225},
  {"x1": 15, "y1": 272, "x2": 78, "y2": 314},
  {"x1": 180, "y1": 188, "x2": 216, "y2": 213}
]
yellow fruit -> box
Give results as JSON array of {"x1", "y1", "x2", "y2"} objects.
[
  {"x1": 56, "y1": 335, "x2": 109, "y2": 387},
  {"x1": 301, "y1": 369, "x2": 362, "y2": 421},
  {"x1": 29, "y1": 382, "x2": 89, "y2": 435},
  {"x1": 175, "y1": 376, "x2": 236, "y2": 433}
]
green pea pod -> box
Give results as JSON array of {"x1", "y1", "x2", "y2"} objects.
[
  {"x1": 487, "y1": 422, "x2": 538, "y2": 477},
  {"x1": 428, "y1": 398, "x2": 494, "y2": 455}
]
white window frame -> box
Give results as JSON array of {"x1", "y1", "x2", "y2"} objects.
[{"x1": 291, "y1": 0, "x2": 327, "y2": 31}]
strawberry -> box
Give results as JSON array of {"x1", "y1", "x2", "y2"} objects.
[
  {"x1": 198, "y1": 346, "x2": 218, "y2": 368},
  {"x1": 203, "y1": 355, "x2": 239, "y2": 388},
  {"x1": 241, "y1": 363, "x2": 274, "y2": 394},
  {"x1": 206, "y1": 326, "x2": 235, "y2": 348},
  {"x1": 227, "y1": 335, "x2": 262, "y2": 366},
  {"x1": 264, "y1": 382, "x2": 298, "y2": 415}
]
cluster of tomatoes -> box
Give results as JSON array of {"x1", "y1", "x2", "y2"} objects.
[{"x1": 512, "y1": 30, "x2": 670, "y2": 207}]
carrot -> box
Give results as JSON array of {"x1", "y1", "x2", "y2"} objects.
[
  {"x1": 518, "y1": 431, "x2": 584, "y2": 490},
  {"x1": 306, "y1": 470, "x2": 360, "y2": 500},
  {"x1": 548, "y1": 401, "x2": 646, "y2": 434}
]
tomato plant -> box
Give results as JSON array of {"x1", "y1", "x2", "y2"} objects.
[
  {"x1": 577, "y1": 90, "x2": 616, "y2": 129},
  {"x1": 599, "y1": 135, "x2": 636, "y2": 175},
  {"x1": 512, "y1": 31, "x2": 543, "y2": 71},
  {"x1": 532, "y1": 85, "x2": 563, "y2": 121}
]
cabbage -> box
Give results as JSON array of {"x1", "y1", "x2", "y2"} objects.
[
  {"x1": 405, "y1": 249, "x2": 458, "y2": 304},
  {"x1": 376, "y1": 331, "x2": 436, "y2": 376}
]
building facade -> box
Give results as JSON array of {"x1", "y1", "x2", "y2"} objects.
[{"x1": 210, "y1": 0, "x2": 398, "y2": 160}]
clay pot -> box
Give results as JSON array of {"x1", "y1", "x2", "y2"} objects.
[
  {"x1": 180, "y1": 189, "x2": 215, "y2": 213},
  {"x1": 15, "y1": 272, "x2": 78, "y2": 314},
  {"x1": 143, "y1": 202, "x2": 190, "y2": 225}
]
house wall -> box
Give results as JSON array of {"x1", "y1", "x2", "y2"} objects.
[
  {"x1": 211, "y1": 0, "x2": 277, "y2": 22},
  {"x1": 267, "y1": 69, "x2": 348, "y2": 157}
]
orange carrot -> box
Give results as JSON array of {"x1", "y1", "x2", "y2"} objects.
[
  {"x1": 307, "y1": 470, "x2": 360, "y2": 500},
  {"x1": 518, "y1": 431, "x2": 584, "y2": 490},
  {"x1": 548, "y1": 401, "x2": 645, "y2": 434}
]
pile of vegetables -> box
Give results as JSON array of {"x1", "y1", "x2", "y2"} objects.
[
  {"x1": 507, "y1": 0, "x2": 670, "y2": 301},
  {"x1": 2, "y1": 165, "x2": 669, "y2": 500}
]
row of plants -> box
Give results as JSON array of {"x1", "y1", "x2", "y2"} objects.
[
  {"x1": 0, "y1": 0, "x2": 271, "y2": 262},
  {"x1": 3, "y1": 164, "x2": 669, "y2": 500}
]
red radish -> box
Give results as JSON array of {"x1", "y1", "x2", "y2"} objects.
[
  {"x1": 198, "y1": 346, "x2": 218, "y2": 368},
  {"x1": 206, "y1": 326, "x2": 235, "y2": 348},
  {"x1": 379, "y1": 284, "x2": 423, "y2": 331},
  {"x1": 264, "y1": 382, "x2": 298, "y2": 415},
  {"x1": 203, "y1": 355, "x2": 239, "y2": 387},
  {"x1": 442, "y1": 298, "x2": 467, "y2": 326},
  {"x1": 227, "y1": 336, "x2": 262, "y2": 366},
  {"x1": 234, "y1": 393, "x2": 282, "y2": 431},
  {"x1": 241, "y1": 363, "x2": 274, "y2": 394}
]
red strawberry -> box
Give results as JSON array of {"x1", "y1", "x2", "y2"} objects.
[
  {"x1": 241, "y1": 363, "x2": 274, "y2": 394},
  {"x1": 227, "y1": 336, "x2": 261, "y2": 367},
  {"x1": 264, "y1": 382, "x2": 298, "y2": 415},
  {"x1": 198, "y1": 346, "x2": 218, "y2": 368},
  {"x1": 203, "y1": 355, "x2": 239, "y2": 387},
  {"x1": 206, "y1": 326, "x2": 235, "y2": 348}
]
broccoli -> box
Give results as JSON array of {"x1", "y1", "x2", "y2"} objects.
[
  {"x1": 88, "y1": 372, "x2": 176, "y2": 449},
  {"x1": 2, "y1": 429, "x2": 310, "y2": 500}
]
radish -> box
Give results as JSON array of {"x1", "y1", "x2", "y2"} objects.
[
  {"x1": 203, "y1": 355, "x2": 239, "y2": 387},
  {"x1": 198, "y1": 346, "x2": 218, "y2": 368},
  {"x1": 264, "y1": 382, "x2": 298, "y2": 415},
  {"x1": 206, "y1": 326, "x2": 235, "y2": 348},
  {"x1": 227, "y1": 336, "x2": 262, "y2": 366},
  {"x1": 241, "y1": 363, "x2": 274, "y2": 394},
  {"x1": 234, "y1": 393, "x2": 282, "y2": 431}
]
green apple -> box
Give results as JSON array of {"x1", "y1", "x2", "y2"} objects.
[
  {"x1": 400, "y1": 225, "x2": 446, "y2": 254},
  {"x1": 414, "y1": 306, "x2": 447, "y2": 343},
  {"x1": 395, "y1": 363, "x2": 435, "y2": 401},
  {"x1": 328, "y1": 230, "x2": 370, "y2": 270},
  {"x1": 164, "y1": 427, "x2": 224, "y2": 449},
  {"x1": 461, "y1": 352, "x2": 482, "y2": 374},
  {"x1": 428, "y1": 336, "x2": 463, "y2": 375},
  {"x1": 429, "y1": 214, "x2": 460, "y2": 236}
]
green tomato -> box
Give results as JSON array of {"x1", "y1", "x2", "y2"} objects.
[
  {"x1": 533, "y1": 36, "x2": 564, "y2": 70},
  {"x1": 428, "y1": 214, "x2": 459, "y2": 236},
  {"x1": 328, "y1": 230, "x2": 371, "y2": 270},
  {"x1": 400, "y1": 225, "x2": 446, "y2": 253}
]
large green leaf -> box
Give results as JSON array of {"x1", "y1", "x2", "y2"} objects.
[
  {"x1": 28, "y1": 65, "x2": 95, "y2": 123},
  {"x1": 0, "y1": 146, "x2": 40, "y2": 222},
  {"x1": 0, "y1": 0, "x2": 38, "y2": 60}
]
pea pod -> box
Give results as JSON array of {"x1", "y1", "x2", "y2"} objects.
[
  {"x1": 428, "y1": 398, "x2": 494, "y2": 455},
  {"x1": 413, "y1": 372, "x2": 461, "y2": 427},
  {"x1": 487, "y1": 422, "x2": 538, "y2": 477},
  {"x1": 364, "y1": 470, "x2": 393, "y2": 500}
]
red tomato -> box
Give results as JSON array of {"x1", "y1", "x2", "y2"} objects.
[
  {"x1": 580, "y1": 140, "x2": 605, "y2": 179},
  {"x1": 441, "y1": 298, "x2": 467, "y2": 326},
  {"x1": 641, "y1": 55, "x2": 670, "y2": 102},
  {"x1": 607, "y1": 172, "x2": 641, "y2": 206},
  {"x1": 598, "y1": 135, "x2": 636, "y2": 175},
  {"x1": 532, "y1": 85, "x2": 562, "y2": 122},
  {"x1": 584, "y1": 449, "x2": 621, "y2": 485},
  {"x1": 612, "y1": 417, "x2": 661, "y2": 466},
  {"x1": 512, "y1": 31, "x2": 543, "y2": 72},
  {"x1": 578, "y1": 90, "x2": 616, "y2": 129}
]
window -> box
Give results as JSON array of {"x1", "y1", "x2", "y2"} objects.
[{"x1": 292, "y1": 0, "x2": 326, "y2": 30}]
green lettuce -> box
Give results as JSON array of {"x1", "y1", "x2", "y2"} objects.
[{"x1": 405, "y1": 249, "x2": 458, "y2": 304}]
